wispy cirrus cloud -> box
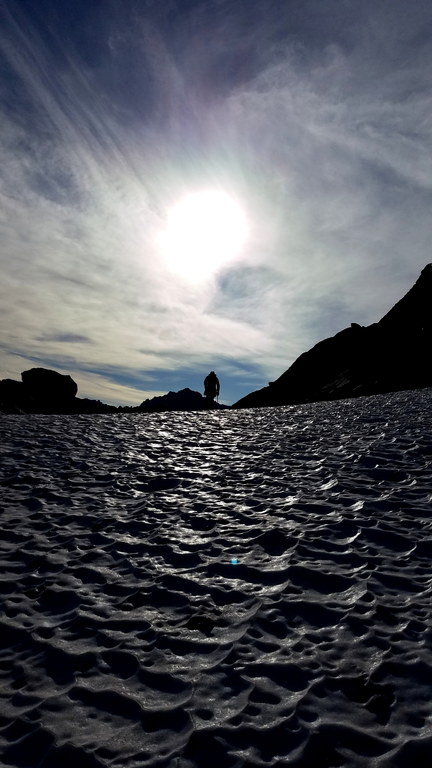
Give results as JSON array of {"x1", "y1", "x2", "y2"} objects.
[{"x1": 1, "y1": 0, "x2": 431, "y2": 404}]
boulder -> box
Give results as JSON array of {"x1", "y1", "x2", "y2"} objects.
[
  {"x1": 0, "y1": 369, "x2": 123, "y2": 414},
  {"x1": 21, "y1": 368, "x2": 78, "y2": 412}
]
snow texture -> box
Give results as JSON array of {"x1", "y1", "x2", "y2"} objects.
[{"x1": 1, "y1": 389, "x2": 432, "y2": 767}]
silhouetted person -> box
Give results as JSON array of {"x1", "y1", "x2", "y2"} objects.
[{"x1": 204, "y1": 371, "x2": 220, "y2": 402}]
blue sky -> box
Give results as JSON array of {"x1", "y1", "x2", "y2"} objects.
[{"x1": 1, "y1": 0, "x2": 432, "y2": 405}]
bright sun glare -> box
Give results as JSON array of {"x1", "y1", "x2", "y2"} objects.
[{"x1": 159, "y1": 189, "x2": 248, "y2": 282}]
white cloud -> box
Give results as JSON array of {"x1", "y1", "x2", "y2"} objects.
[{"x1": 1, "y1": 0, "x2": 431, "y2": 403}]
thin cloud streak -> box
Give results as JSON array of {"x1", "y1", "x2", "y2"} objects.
[{"x1": 1, "y1": 0, "x2": 431, "y2": 404}]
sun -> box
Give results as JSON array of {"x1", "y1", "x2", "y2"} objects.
[{"x1": 158, "y1": 189, "x2": 248, "y2": 282}]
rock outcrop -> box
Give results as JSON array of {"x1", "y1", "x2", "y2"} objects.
[
  {"x1": 233, "y1": 264, "x2": 432, "y2": 409},
  {"x1": 0, "y1": 368, "x2": 117, "y2": 414},
  {"x1": 138, "y1": 387, "x2": 226, "y2": 413},
  {"x1": 0, "y1": 379, "x2": 26, "y2": 412},
  {"x1": 22, "y1": 367, "x2": 78, "y2": 408}
]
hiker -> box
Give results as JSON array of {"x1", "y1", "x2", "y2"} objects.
[{"x1": 204, "y1": 371, "x2": 220, "y2": 402}]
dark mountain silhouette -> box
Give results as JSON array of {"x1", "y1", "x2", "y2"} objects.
[
  {"x1": 0, "y1": 370, "x2": 227, "y2": 414},
  {"x1": 0, "y1": 368, "x2": 118, "y2": 414},
  {"x1": 137, "y1": 387, "x2": 227, "y2": 413},
  {"x1": 233, "y1": 264, "x2": 432, "y2": 409}
]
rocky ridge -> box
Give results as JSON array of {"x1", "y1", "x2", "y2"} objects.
[
  {"x1": 138, "y1": 388, "x2": 227, "y2": 412},
  {"x1": 233, "y1": 264, "x2": 432, "y2": 409},
  {"x1": 0, "y1": 370, "x2": 224, "y2": 414}
]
